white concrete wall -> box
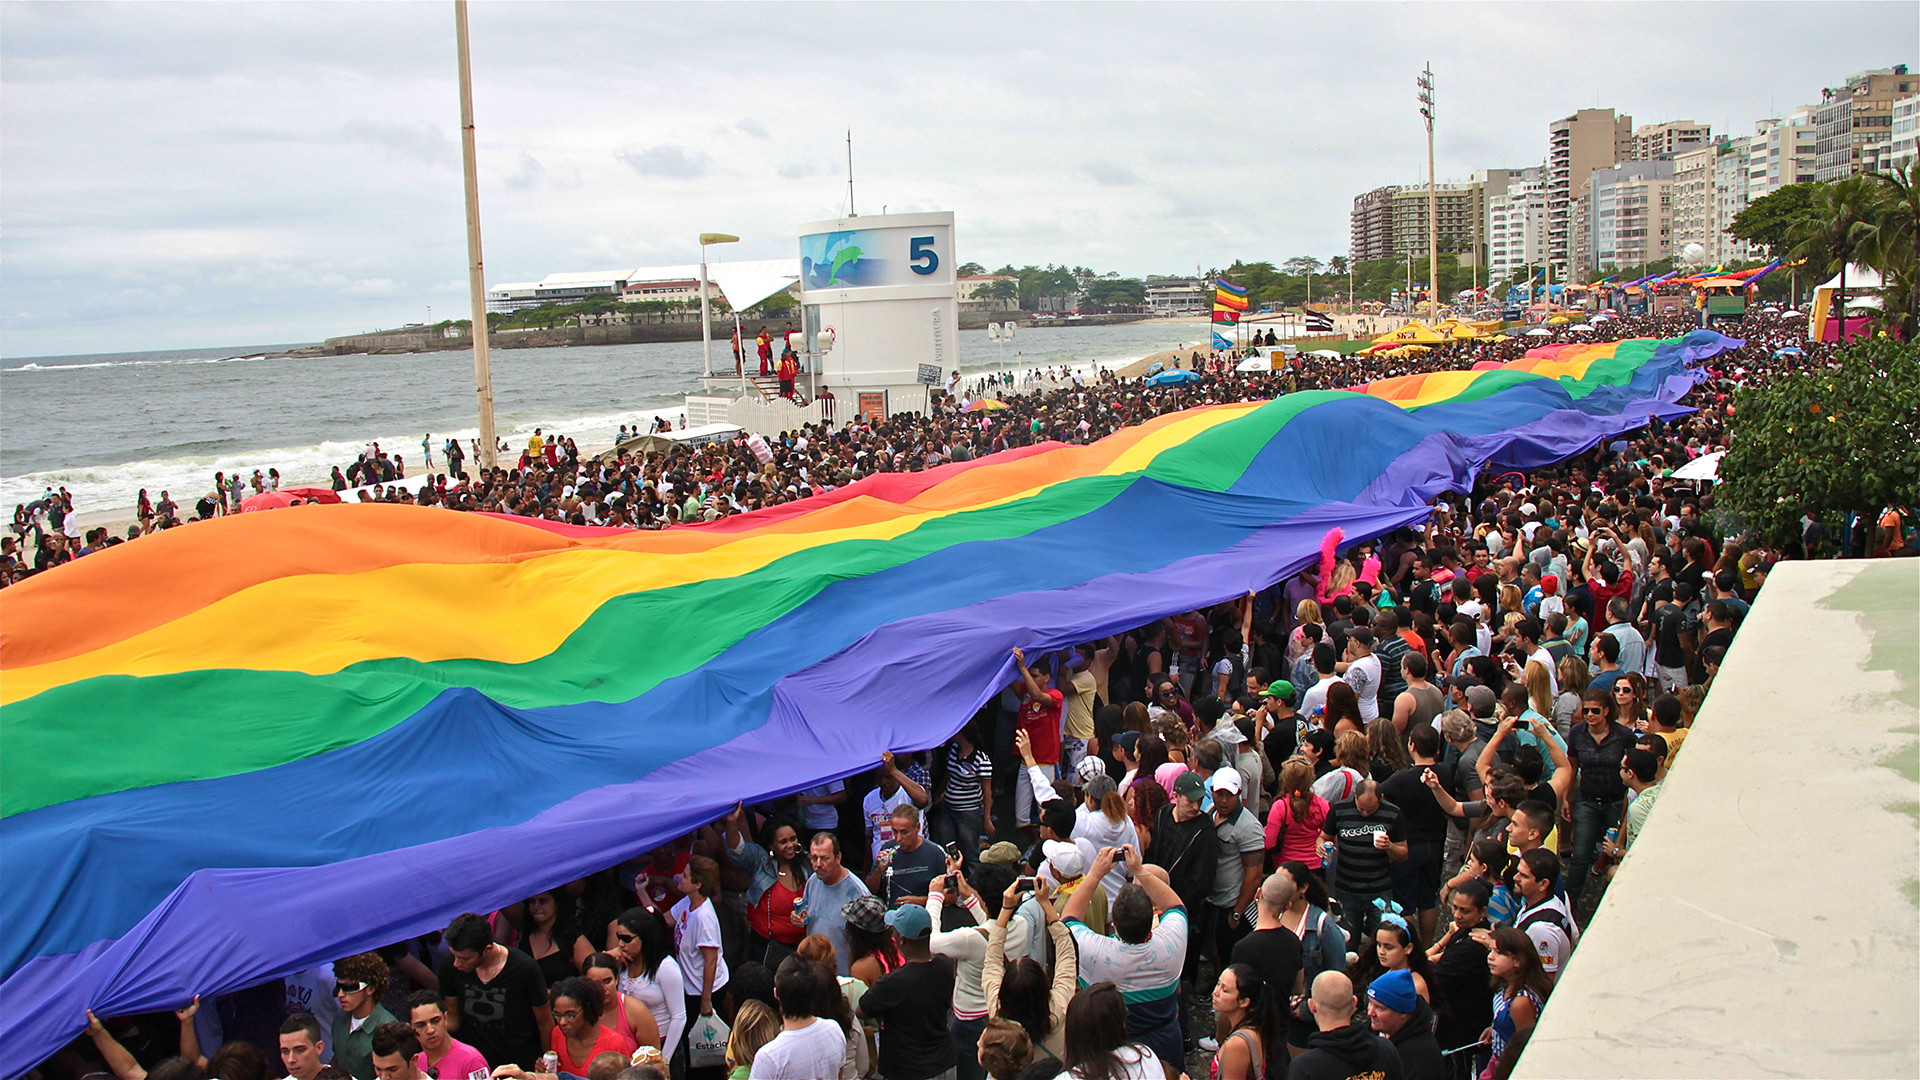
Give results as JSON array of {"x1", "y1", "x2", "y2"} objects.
[{"x1": 1516, "y1": 559, "x2": 1919, "y2": 1079}]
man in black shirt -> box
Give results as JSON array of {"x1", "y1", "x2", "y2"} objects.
[
  {"x1": 1320, "y1": 780, "x2": 1406, "y2": 945},
  {"x1": 1231, "y1": 872, "x2": 1304, "y2": 1009},
  {"x1": 437, "y1": 912, "x2": 550, "y2": 1069},
  {"x1": 1380, "y1": 725, "x2": 1447, "y2": 941},
  {"x1": 857, "y1": 904, "x2": 957, "y2": 1080}
]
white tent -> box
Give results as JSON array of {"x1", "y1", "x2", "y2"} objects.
[
  {"x1": 1816, "y1": 264, "x2": 1883, "y2": 292},
  {"x1": 1671, "y1": 450, "x2": 1724, "y2": 482},
  {"x1": 703, "y1": 259, "x2": 801, "y2": 312}
]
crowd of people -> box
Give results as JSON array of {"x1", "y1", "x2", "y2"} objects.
[{"x1": 22, "y1": 309, "x2": 1919, "y2": 1080}]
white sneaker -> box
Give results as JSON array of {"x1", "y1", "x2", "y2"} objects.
[{"x1": 1197, "y1": 1036, "x2": 1220, "y2": 1053}]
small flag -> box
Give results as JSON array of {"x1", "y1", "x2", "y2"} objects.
[
  {"x1": 1214, "y1": 278, "x2": 1248, "y2": 296},
  {"x1": 1212, "y1": 330, "x2": 1233, "y2": 350},
  {"x1": 1302, "y1": 309, "x2": 1334, "y2": 333},
  {"x1": 1212, "y1": 306, "x2": 1240, "y2": 325}
]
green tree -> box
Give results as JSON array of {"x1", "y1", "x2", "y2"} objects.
[
  {"x1": 1867, "y1": 159, "x2": 1920, "y2": 339},
  {"x1": 978, "y1": 279, "x2": 1019, "y2": 301},
  {"x1": 1082, "y1": 278, "x2": 1146, "y2": 311},
  {"x1": 956, "y1": 261, "x2": 986, "y2": 278},
  {"x1": 1715, "y1": 338, "x2": 1920, "y2": 549},
  {"x1": 1729, "y1": 181, "x2": 1823, "y2": 259},
  {"x1": 1789, "y1": 176, "x2": 1889, "y2": 342}
]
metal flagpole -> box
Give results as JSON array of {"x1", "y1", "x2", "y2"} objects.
[{"x1": 455, "y1": 0, "x2": 497, "y2": 471}]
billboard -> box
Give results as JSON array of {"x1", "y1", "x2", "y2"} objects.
[{"x1": 799, "y1": 223, "x2": 954, "y2": 291}]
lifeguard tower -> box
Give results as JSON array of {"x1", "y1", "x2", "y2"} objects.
[{"x1": 686, "y1": 211, "x2": 959, "y2": 432}]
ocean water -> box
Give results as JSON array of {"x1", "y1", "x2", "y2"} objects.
[{"x1": 1, "y1": 322, "x2": 1211, "y2": 517}]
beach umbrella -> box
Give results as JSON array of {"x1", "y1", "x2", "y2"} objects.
[
  {"x1": 1567, "y1": 323, "x2": 1596, "y2": 333},
  {"x1": 1773, "y1": 346, "x2": 1805, "y2": 358},
  {"x1": 1670, "y1": 450, "x2": 1724, "y2": 482},
  {"x1": 1145, "y1": 368, "x2": 1203, "y2": 386},
  {"x1": 964, "y1": 398, "x2": 1009, "y2": 412},
  {"x1": 1525, "y1": 327, "x2": 1554, "y2": 337},
  {"x1": 281, "y1": 487, "x2": 342, "y2": 504},
  {"x1": 239, "y1": 492, "x2": 316, "y2": 513},
  {"x1": 1309, "y1": 349, "x2": 1342, "y2": 358}
]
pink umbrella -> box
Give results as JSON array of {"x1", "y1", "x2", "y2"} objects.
[{"x1": 240, "y1": 491, "x2": 326, "y2": 512}]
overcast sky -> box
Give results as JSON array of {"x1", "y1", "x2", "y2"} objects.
[{"x1": 3, "y1": 1, "x2": 1913, "y2": 356}]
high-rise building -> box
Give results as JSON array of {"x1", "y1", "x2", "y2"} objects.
[
  {"x1": 1890, "y1": 93, "x2": 1920, "y2": 172},
  {"x1": 1548, "y1": 108, "x2": 1633, "y2": 278},
  {"x1": 1670, "y1": 146, "x2": 1718, "y2": 264},
  {"x1": 1714, "y1": 144, "x2": 1758, "y2": 263},
  {"x1": 1633, "y1": 120, "x2": 1713, "y2": 161},
  {"x1": 1813, "y1": 65, "x2": 1914, "y2": 180},
  {"x1": 1574, "y1": 160, "x2": 1675, "y2": 278},
  {"x1": 1485, "y1": 167, "x2": 1547, "y2": 279},
  {"x1": 1348, "y1": 180, "x2": 1485, "y2": 264},
  {"x1": 1749, "y1": 108, "x2": 1821, "y2": 194}
]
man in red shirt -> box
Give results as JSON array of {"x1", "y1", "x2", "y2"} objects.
[{"x1": 1011, "y1": 647, "x2": 1063, "y2": 842}]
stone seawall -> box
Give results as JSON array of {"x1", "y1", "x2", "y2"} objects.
[{"x1": 305, "y1": 311, "x2": 1156, "y2": 357}]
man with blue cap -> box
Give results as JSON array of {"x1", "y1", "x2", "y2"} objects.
[
  {"x1": 855, "y1": 903, "x2": 957, "y2": 1080},
  {"x1": 1364, "y1": 967, "x2": 1443, "y2": 1080}
]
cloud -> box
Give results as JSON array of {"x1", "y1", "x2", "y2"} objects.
[
  {"x1": 735, "y1": 118, "x2": 769, "y2": 139},
  {"x1": 337, "y1": 120, "x2": 455, "y2": 168},
  {"x1": 614, "y1": 144, "x2": 713, "y2": 179},
  {"x1": 778, "y1": 161, "x2": 823, "y2": 180},
  {"x1": 1078, "y1": 160, "x2": 1143, "y2": 187},
  {"x1": 342, "y1": 278, "x2": 396, "y2": 297},
  {"x1": 504, "y1": 152, "x2": 545, "y2": 190}
]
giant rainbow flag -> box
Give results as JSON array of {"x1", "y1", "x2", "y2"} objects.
[{"x1": 0, "y1": 331, "x2": 1742, "y2": 1070}]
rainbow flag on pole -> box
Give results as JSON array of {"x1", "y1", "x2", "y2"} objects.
[{"x1": 1214, "y1": 278, "x2": 1249, "y2": 311}]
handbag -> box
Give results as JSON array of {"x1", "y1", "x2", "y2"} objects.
[{"x1": 688, "y1": 1010, "x2": 731, "y2": 1070}]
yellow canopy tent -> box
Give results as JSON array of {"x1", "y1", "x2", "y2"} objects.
[{"x1": 1371, "y1": 321, "x2": 1447, "y2": 345}]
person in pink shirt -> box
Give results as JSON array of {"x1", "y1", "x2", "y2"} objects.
[{"x1": 407, "y1": 992, "x2": 490, "y2": 1080}]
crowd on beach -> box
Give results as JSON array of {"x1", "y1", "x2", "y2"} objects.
[{"x1": 40, "y1": 309, "x2": 1917, "y2": 1080}]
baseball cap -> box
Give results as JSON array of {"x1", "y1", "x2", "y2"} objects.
[
  {"x1": 842, "y1": 895, "x2": 889, "y2": 934},
  {"x1": 1113, "y1": 730, "x2": 1141, "y2": 754},
  {"x1": 1042, "y1": 840, "x2": 1086, "y2": 880},
  {"x1": 1262, "y1": 679, "x2": 1295, "y2": 703},
  {"x1": 1367, "y1": 968, "x2": 1418, "y2": 1013},
  {"x1": 1076, "y1": 755, "x2": 1110, "y2": 784},
  {"x1": 981, "y1": 841, "x2": 1023, "y2": 866},
  {"x1": 1465, "y1": 684, "x2": 1497, "y2": 717},
  {"x1": 1173, "y1": 771, "x2": 1207, "y2": 801},
  {"x1": 1209, "y1": 767, "x2": 1243, "y2": 796},
  {"x1": 883, "y1": 903, "x2": 932, "y2": 939},
  {"x1": 1540, "y1": 574, "x2": 1559, "y2": 595}
]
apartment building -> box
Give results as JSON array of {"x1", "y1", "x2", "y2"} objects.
[
  {"x1": 1548, "y1": 109, "x2": 1633, "y2": 278},
  {"x1": 1485, "y1": 167, "x2": 1547, "y2": 278},
  {"x1": 1813, "y1": 65, "x2": 1914, "y2": 180},
  {"x1": 1670, "y1": 146, "x2": 1718, "y2": 264},
  {"x1": 1891, "y1": 93, "x2": 1920, "y2": 171},
  {"x1": 1349, "y1": 180, "x2": 1485, "y2": 264},
  {"x1": 1633, "y1": 120, "x2": 1713, "y2": 161}
]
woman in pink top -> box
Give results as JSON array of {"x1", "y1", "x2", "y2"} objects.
[
  {"x1": 582, "y1": 952, "x2": 661, "y2": 1050},
  {"x1": 1264, "y1": 758, "x2": 1329, "y2": 871},
  {"x1": 547, "y1": 976, "x2": 637, "y2": 1075}
]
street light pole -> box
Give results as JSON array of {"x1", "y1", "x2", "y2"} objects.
[
  {"x1": 1419, "y1": 63, "x2": 1438, "y2": 323},
  {"x1": 455, "y1": 0, "x2": 497, "y2": 471},
  {"x1": 697, "y1": 232, "x2": 739, "y2": 381}
]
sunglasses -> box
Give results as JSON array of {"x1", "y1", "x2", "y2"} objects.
[
  {"x1": 1580, "y1": 707, "x2": 1604, "y2": 715},
  {"x1": 614, "y1": 930, "x2": 637, "y2": 943},
  {"x1": 335, "y1": 981, "x2": 366, "y2": 995}
]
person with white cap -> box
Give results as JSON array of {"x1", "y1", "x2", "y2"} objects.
[
  {"x1": 1038, "y1": 839, "x2": 1106, "y2": 936},
  {"x1": 1205, "y1": 768, "x2": 1266, "y2": 975}
]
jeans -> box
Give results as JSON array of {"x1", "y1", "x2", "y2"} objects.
[
  {"x1": 950, "y1": 1015, "x2": 987, "y2": 1080},
  {"x1": 934, "y1": 807, "x2": 988, "y2": 872},
  {"x1": 1335, "y1": 888, "x2": 1389, "y2": 948},
  {"x1": 1567, "y1": 795, "x2": 1623, "y2": 904}
]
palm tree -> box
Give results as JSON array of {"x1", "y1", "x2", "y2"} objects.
[
  {"x1": 1789, "y1": 176, "x2": 1887, "y2": 342},
  {"x1": 1868, "y1": 160, "x2": 1920, "y2": 339}
]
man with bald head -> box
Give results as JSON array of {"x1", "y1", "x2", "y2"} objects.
[
  {"x1": 1287, "y1": 972, "x2": 1405, "y2": 1080},
  {"x1": 1231, "y1": 872, "x2": 1303, "y2": 1014}
]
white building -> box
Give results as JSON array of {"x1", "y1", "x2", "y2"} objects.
[
  {"x1": 488, "y1": 260, "x2": 799, "y2": 314},
  {"x1": 1144, "y1": 278, "x2": 1206, "y2": 314},
  {"x1": 1485, "y1": 168, "x2": 1547, "y2": 278},
  {"x1": 1671, "y1": 146, "x2": 1718, "y2": 264},
  {"x1": 1714, "y1": 144, "x2": 1758, "y2": 263},
  {"x1": 1888, "y1": 93, "x2": 1920, "y2": 171}
]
